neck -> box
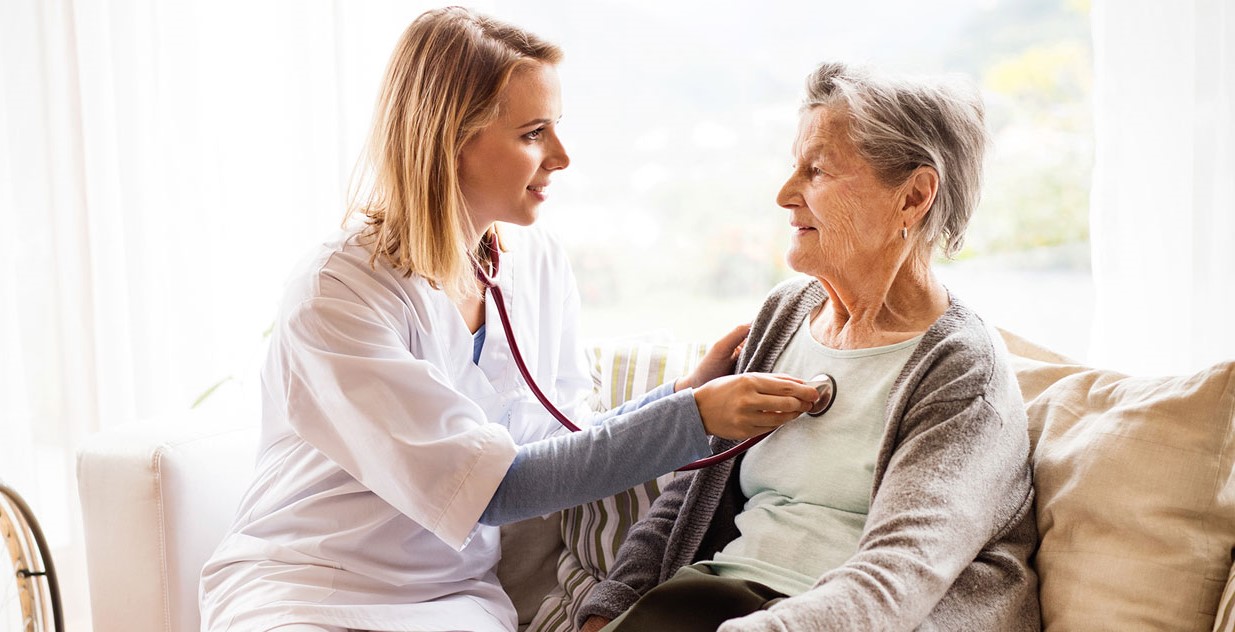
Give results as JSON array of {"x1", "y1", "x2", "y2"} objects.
[
  {"x1": 811, "y1": 249, "x2": 948, "y2": 349},
  {"x1": 456, "y1": 225, "x2": 494, "y2": 335},
  {"x1": 470, "y1": 219, "x2": 496, "y2": 246}
]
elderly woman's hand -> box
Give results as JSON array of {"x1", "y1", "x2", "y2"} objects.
[
  {"x1": 694, "y1": 373, "x2": 817, "y2": 440},
  {"x1": 579, "y1": 615, "x2": 610, "y2": 632},
  {"x1": 676, "y1": 323, "x2": 751, "y2": 391}
]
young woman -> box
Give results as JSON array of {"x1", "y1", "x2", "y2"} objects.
[{"x1": 198, "y1": 8, "x2": 818, "y2": 632}]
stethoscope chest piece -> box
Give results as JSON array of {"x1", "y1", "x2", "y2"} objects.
[{"x1": 806, "y1": 374, "x2": 837, "y2": 417}]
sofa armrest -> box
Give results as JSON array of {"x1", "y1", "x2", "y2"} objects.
[{"x1": 77, "y1": 411, "x2": 257, "y2": 632}]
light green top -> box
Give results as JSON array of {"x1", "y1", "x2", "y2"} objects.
[{"x1": 697, "y1": 314, "x2": 922, "y2": 596}]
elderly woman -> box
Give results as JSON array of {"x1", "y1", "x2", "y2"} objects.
[{"x1": 577, "y1": 62, "x2": 1041, "y2": 632}]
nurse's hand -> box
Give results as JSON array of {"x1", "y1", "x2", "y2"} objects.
[
  {"x1": 580, "y1": 615, "x2": 610, "y2": 632},
  {"x1": 674, "y1": 323, "x2": 750, "y2": 392},
  {"x1": 693, "y1": 373, "x2": 818, "y2": 440}
]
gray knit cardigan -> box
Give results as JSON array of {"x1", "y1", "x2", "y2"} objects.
[{"x1": 577, "y1": 278, "x2": 1041, "y2": 631}]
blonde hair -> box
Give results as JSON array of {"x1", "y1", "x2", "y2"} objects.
[{"x1": 346, "y1": 7, "x2": 563, "y2": 299}]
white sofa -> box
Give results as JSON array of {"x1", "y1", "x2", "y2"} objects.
[
  {"x1": 76, "y1": 412, "x2": 260, "y2": 632},
  {"x1": 77, "y1": 334, "x2": 1235, "y2": 632},
  {"x1": 76, "y1": 408, "x2": 567, "y2": 632}
]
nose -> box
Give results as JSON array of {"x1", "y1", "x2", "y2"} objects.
[
  {"x1": 544, "y1": 129, "x2": 570, "y2": 172},
  {"x1": 776, "y1": 172, "x2": 800, "y2": 209}
]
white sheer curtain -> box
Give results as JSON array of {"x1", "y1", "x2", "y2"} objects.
[
  {"x1": 0, "y1": 0, "x2": 434, "y2": 626},
  {"x1": 1089, "y1": 0, "x2": 1235, "y2": 376}
]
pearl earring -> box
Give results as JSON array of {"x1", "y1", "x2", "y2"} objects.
[{"x1": 901, "y1": 225, "x2": 908, "y2": 240}]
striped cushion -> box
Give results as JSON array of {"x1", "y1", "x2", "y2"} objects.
[
  {"x1": 525, "y1": 340, "x2": 706, "y2": 632},
  {"x1": 1216, "y1": 565, "x2": 1235, "y2": 632}
]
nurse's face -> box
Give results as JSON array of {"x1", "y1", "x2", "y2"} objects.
[{"x1": 459, "y1": 62, "x2": 570, "y2": 234}]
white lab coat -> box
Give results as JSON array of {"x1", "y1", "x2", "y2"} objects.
[{"x1": 199, "y1": 225, "x2": 594, "y2": 632}]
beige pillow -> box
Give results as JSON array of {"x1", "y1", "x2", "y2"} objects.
[{"x1": 1007, "y1": 346, "x2": 1235, "y2": 631}]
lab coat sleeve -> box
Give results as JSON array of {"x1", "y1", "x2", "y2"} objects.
[{"x1": 275, "y1": 292, "x2": 517, "y2": 551}]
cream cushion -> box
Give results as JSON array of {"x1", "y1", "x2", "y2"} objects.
[{"x1": 1003, "y1": 331, "x2": 1235, "y2": 631}]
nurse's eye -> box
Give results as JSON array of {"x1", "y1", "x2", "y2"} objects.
[{"x1": 524, "y1": 127, "x2": 545, "y2": 141}]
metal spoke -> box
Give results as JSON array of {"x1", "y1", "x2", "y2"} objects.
[{"x1": 0, "y1": 483, "x2": 61, "y2": 632}]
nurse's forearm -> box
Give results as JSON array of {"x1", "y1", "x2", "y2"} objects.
[{"x1": 479, "y1": 389, "x2": 710, "y2": 526}]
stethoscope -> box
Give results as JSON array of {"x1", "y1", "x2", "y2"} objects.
[{"x1": 474, "y1": 233, "x2": 836, "y2": 471}]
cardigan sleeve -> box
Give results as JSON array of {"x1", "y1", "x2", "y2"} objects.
[{"x1": 718, "y1": 336, "x2": 1035, "y2": 631}]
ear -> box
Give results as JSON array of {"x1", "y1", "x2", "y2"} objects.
[{"x1": 900, "y1": 166, "x2": 939, "y2": 227}]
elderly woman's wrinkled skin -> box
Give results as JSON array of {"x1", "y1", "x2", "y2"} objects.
[{"x1": 779, "y1": 106, "x2": 948, "y2": 351}]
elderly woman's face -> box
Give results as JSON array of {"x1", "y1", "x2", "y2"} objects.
[{"x1": 778, "y1": 106, "x2": 904, "y2": 279}]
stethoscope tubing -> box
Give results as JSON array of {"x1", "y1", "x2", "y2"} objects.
[{"x1": 474, "y1": 234, "x2": 789, "y2": 471}]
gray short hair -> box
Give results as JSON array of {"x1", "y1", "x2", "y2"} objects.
[{"x1": 802, "y1": 62, "x2": 988, "y2": 258}]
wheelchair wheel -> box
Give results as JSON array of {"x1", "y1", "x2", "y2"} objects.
[{"x1": 0, "y1": 482, "x2": 62, "y2": 632}]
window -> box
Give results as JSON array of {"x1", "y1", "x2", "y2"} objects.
[{"x1": 486, "y1": 0, "x2": 1097, "y2": 358}]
